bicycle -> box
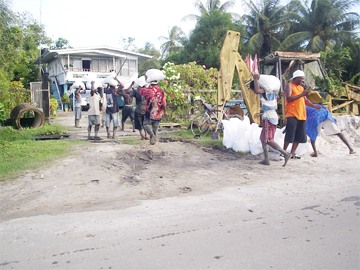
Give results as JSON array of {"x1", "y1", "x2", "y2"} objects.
[{"x1": 190, "y1": 101, "x2": 244, "y2": 137}]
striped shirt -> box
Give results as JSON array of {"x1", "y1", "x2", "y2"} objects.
[{"x1": 260, "y1": 92, "x2": 278, "y2": 125}]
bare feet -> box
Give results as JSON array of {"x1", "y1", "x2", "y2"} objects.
[
  {"x1": 259, "y1": 160, "x2": 270, "y2": 165},
  {"x1": 133, "y1": 130, "x2": 136, "y2": 132},
  {"x1": 282, "y1": 152, "x2": 290, "y2": 167},
  {"x1": 350, "y1": 150, "x2": 356, "y2": 154},
  {"x1": 310, "y1": 152, "x2": 318, "y2": 157},
  {"x1": 107, "y1": 133, "x2": 110, "y2": 139}
]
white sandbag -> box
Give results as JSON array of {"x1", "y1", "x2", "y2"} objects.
[
  {"x1": 71, "y1": 80, "x2": 85, "y2": 90},
  {"x1": 86, "y1": 79, "x2": 103, "y2": 90},
  {"x1": 133, "y1": 76, "x2": 147, "y2": 88},
  {"x1": 232, "y1": 129, "x2": 250, "y2": 153},
  {"x1": 222, "y1": 118, "x2": 241, "y2": 149},
  {"x1": 258, "y1": 75, "x2": 281, "y2": 93},
  {"x1": 230, "y1": 116, "x2": 251, "y2": 153},
  {"x1": 102, "y1": 76, "x2": 118, "y2": 87},
  {"x1": 248, "y1": 123, "x2": 263, "y2": 155},
  {"x1": 295, "y1": 140, "x2": 312, "y2": 155},
  {"x1": 145, "y1": 69, "x2": 165, "y2": 83}
]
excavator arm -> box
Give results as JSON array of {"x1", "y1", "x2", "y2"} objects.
[{"x1": 217, "y1": 30, "x2": 261, "y2": 125}]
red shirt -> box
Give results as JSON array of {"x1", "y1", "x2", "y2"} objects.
[{"x1": 139, "y1": 86, "x2": 166, "y2": 120}]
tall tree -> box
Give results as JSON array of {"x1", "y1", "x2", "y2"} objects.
[
  {"x1": 177, "y1": 9, "x2": 238, "y2": 69},
  {"x1": 137, "y1": 42, "x2": 161, "y2": 75},
  {"x1": 241, "y1": 0, "x2": 288, "y2": 58},
  {"x1": 282, "y1": 0, "x2": 360, "y2": 52},
  {"x1": 159, "y1": 26, "x2": 187, "y2": 59},
  {"x1": 51, "y1": 37, "x2": 71, "y2": 49},
  {"x1": 182, "y1": 0, "x2": 236, "y2": 21}
]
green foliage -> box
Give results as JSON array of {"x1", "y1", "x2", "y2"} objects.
[
  {"x1": 172, "y1": 9, "x2": 239, "y2": 69},
  {"x1": 0, "y1": 124, "x2": 75, "y2": 181},
  {"x1": 0, "y1": 102, "x2": 6, "y2": 125},
  {"x1": 61, "y1": 94, "x2": 70, "y2": 104},
  {"x1": 242, "y1": 0, "x2": 287, "y2": 57},
  {"x1": 0, "y1": 81, "x2": 31, "y2": 120},
  {"x1": 282, "y1": 0, "x2": 360, "y2": 52},
  {"x1": 158, "y1": 61, "x2": 219, "y2": 122},
  {"x1": 137, "y1": 42, "x2": 161, "y2": 75},
  {"x1": 50, "y1": 98, "x2": 58, "y2": 116}
]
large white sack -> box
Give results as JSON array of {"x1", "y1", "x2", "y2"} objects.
[
  {"x1": 145, "y1": 69, "x2": 165, "y2": 83},
  {"x1": 222, "y1": 118, "x2": 242, "y2": 149},
  {"x1": 258, "y1": 74, "x2": 281, "y2": 93},
  {"x1": 295, "y1": 140, "x2": 312, "y2": 155},
  {"x1": 232, "y1": 129, "x2": 250, "y2": 153},
  {"x1": 133, "y1": 76, "x2": 147, "y2": 88},
  {"x1": 248, "y1": 123, "x2": 263, "y2": 155},
  {"x1": 86, "y1": 79, "x2": 103, "y2": 90},
  {"x1": 71, "y1": 80, "x2": 85, "y2": 90},
  {"x1": 102, "y1": 76, "x2": 118, "y2": 87},
  {"x1": 230, "y1": 116, "x2": 251, "y2": 153}
]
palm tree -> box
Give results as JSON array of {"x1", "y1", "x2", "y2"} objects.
[
  {"x1": 158, "y1": 26, "x2": 187, "y2": 59},
  {"x1": 241, "y1": 0, "x2": 289, "y2": 57},
  {"x1": 182, "y1": 0, "x2": 236, "y2": 21},
  {"x1": 282, "y1": 0, "x2": 360, "y2": 52}
]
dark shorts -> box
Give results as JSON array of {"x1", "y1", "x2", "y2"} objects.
[
  {"x1": 121, "y1": 106, "x2": 135, "y2": 122},
  {"x1": 260, "y1": 119, "x2": 276, "y2": 143},
  {"x1": 285, "y1": 117, "x2": 307, "y2": 143},
  {"x1": 88, "y1": 115, "x2": 100, "y2": 126},
  {"x1": 134, "y1": 111, "x2": 145, "y2": 130}
]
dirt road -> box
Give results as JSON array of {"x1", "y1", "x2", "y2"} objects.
[{"x1": 0, "y1": 111, "x2": 359, "y2": 269}]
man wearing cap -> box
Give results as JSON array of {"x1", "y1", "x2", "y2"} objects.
[{"x1": 283, "y1": 70, "x2": 321, "y2": 158}]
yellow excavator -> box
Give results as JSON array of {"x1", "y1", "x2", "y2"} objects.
[{"x1": 216, "y1": 30, "x2": 261, "y2": 129}]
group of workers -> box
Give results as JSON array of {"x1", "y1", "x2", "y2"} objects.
[
  {"x1": 250, "y1": 70, "x2": 355, "y2": 167},
  {"x1": 73, "y1": 68, "x2": 355, "y2": 160},
  {"x1": 73, "y1": 74, "x2": 167, "y2": 145}
]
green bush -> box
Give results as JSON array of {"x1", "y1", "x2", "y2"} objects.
[{"x1": 50, "y1": 98, "x2": 58, "y2": 116}]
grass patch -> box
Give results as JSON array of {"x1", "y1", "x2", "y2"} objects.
[
  {"x1": 162, "y1": 128, "x2": 225, "y2": 148},
  {"x1": 0, "y1": 124, "x2": 84, "y2": 181}
]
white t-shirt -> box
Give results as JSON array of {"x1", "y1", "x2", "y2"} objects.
[{"x1": 88, "y1": 93, "x2": 101, "y2": 116}]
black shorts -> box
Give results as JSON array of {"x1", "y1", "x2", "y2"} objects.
[
  {"x1": 121, "y1": 106, "x2": 135, "y2": 122},
  {"x1": 284, "y1": 117, "x2": 307, "y2": 143},
  {"x1": 134, "y1": 111, "x2": 145, "y2": 130}
]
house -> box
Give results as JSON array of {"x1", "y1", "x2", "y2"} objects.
[{"x1": 37, "y1": 46, "x2": 152, "y2": 109}]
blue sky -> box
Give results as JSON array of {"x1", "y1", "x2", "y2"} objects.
[{"x1": 9, "y1": 0, "x2": 360, "y2": 51}]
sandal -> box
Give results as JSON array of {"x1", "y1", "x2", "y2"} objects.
[{"x1": 291, "y1": 154, "x2": 301, "y2": 159}]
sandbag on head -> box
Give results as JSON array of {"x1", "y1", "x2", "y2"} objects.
[
  {"x1": 102, "y1": 76, "x2": 118, "y2": 87},
  {"x1": 71, "y1": 80, "x2": 85, "y2": 90},
  {"x1": 86, "y1": 79, "x2": 103, "y2": 90},
  {"x1": 133, "y1": 76, "x2": 147, "y2": 88},
  {"x1": 145, "y1": 69, "x2": 165, "y2": 84},
  {"x1": 258, "y1": 75, "x2": 281, "y2": 94}
]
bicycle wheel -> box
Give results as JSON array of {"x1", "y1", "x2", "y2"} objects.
[{"x1": 191, "y1": 114, "x2": 211, "y2": 137}]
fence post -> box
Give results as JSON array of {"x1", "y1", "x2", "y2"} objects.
[{"x1": 42, "y1": 72, "x2": 50, "y2": 124}]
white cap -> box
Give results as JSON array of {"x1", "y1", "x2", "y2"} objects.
[{"x1": 291, "y1": 70, "x2": 305, "y2": 79}]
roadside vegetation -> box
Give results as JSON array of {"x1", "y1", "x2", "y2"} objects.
[{"x1": 0, "y1": 124, "x2": 85, "y2": 181}]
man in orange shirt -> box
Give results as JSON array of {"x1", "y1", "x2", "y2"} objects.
[{"x1": 283, "y1": 70, "x2": 321, "y2": 158}]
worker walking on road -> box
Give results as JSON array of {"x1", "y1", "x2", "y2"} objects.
[
  {"x1": 74, "y1": 85, "x2": 86, "y2": 128},
  {"x1": 283, "y1": 70, "x2": 321, "y2": 159},
  {"x1": 250, "y1": 74, "x2": 291, "y2": 167},
  {"x1": 105, "y1": 77, "x2": 124, "y2": 139},
  {"x1": 87, "y1": 81, "x2": 103, "y2": 140},
  {"x1": 139, "y1": 79, "x2": 167, "y2": 145}
]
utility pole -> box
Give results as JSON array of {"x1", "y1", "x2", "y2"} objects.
[{"x1": 38, "y1": 0, "x2": 42, "y2": 81}]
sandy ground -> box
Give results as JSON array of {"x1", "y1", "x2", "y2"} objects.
[
  {"x1": 1, "y1": 111, "x2": 360, "y2": 269},
  {"x1": 0, "y1": 111, "x2": 359, "y2": 222}
]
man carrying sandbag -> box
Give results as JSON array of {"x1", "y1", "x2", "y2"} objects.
[
  {"x1": 250, "y1": 74, "x2": 291, "y2": 166},
  {"x1": 105, "y1": 77, "x2": 124, "y2": 139},
  {"x1": 139, "y1": 69, "x2": 168, "y2": 145}
]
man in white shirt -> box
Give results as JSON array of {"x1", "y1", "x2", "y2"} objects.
[{"x1": 88, "y1": 81, "x2": 103, "y2": 140}]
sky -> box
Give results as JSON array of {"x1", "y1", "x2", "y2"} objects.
[
  {"x1": 9, "y1": 0, "x2": 360, "y2": 53},
  {"x1": 9, "y1": 0, "x2": 240, "y2": 51}
]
